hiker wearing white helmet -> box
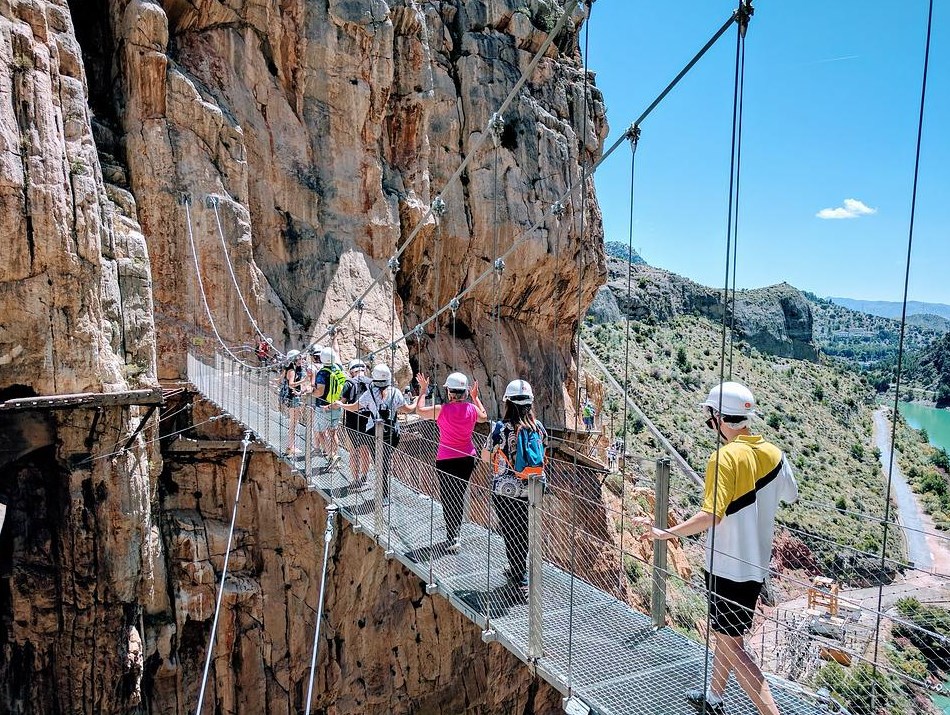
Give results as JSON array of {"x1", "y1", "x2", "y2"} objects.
[
  {"x1": 335, "y1": 363, "x2": 416, "y2": 503},
  {"x1": 638, "y1": 381, "x2": 797, "y2": 715},
  {"x1": 278, "y1": 350, "x2": 306, "y2": 456},
  {"x1": 312, "y1": 346, "x2": 346, "y2": 471},
  {"x1": 339, "y1": 359, "x2": 372, "y2": 487},
  {"x1": 415, "y1": 371, "x2": 487, "y2": 553},
  {"x1": 482, "y1": 378, "x2": 546, "y2": 596}
]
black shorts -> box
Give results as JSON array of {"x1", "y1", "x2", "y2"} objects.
[{"x1": 705, "y1": 572, "x2": 762, "y2": 637}]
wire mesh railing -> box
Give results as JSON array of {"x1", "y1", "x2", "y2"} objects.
[{"x1": 187, "y1": 348, "x2": 950, "y2": 715}]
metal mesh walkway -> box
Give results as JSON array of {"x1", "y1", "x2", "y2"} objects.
[{"x1": 188, "y1": 350, "x2": 824, "y2": 715}]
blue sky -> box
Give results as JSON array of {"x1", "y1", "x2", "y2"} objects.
[{"x1": 588, "y1": 1, "x2": 948, "y2": 304}]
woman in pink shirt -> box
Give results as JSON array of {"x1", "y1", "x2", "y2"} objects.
[{"x1": 416, "y1": 372, "x2": 487, "y2": 553}]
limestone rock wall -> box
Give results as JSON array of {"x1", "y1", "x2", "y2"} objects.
[{"x1": 0, "y1": 2, "x2": 158, "y2": 711}]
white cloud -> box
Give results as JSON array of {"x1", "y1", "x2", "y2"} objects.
[{"x1": 816, "y1": 198, "x2": 877, "y2": 220}]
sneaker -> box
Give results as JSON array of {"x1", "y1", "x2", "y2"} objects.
[
  {"x1": 327, "y1": 454, "x2": 341, "y2": 470},
  {"x1": 446, "y1": 537, "x2": 461, "y2": 554},
  {"x1": 685, "y1": 690, "x2": 725, "y2": 715}
]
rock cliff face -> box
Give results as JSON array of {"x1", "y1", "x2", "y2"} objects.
[
  {"x1": 0, "y1": 0, "x2": 606, "y2": 712},
  {"x1": 600, "y1": 257, "x2": 818, "y2": 361}
]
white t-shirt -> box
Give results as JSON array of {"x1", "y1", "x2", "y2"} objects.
[{"x1": 357, "y1": 386, "x2": 408, "y2": 430}]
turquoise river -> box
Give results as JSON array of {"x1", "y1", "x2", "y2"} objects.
[{"x1": 899, "y1": 402, "x2": 950, "y2": 454}]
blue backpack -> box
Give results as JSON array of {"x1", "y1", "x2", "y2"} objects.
[{"x1": 514, "y1": 425, "x2": 545, "y2": 479}]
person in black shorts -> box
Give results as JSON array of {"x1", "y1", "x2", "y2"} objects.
[
  {"x1": 340, "y1": 359, "x2": 372, "y2": 487},
  {"x1": 638, "y1": 382, "x2": 797, "y2": 715}
]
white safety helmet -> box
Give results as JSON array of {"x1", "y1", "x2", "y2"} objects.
[
  {"x1": 702, "y1": 381, "x2": 756, "y2": 420},
  {"x1": 285, "y1": 349, "x2": 301, "y2": 364},
  {"x1": 443, "y1": 372, "x2": 469, "y2": 392},
  {"x1": 321, "y1": 347, "x2": 338, "y2": 366},
  {"x1": 371, "y1": 364, "x2": 392, "y2": 387},
  {"x1": 504, "y1": 379, "x2": 534, "y2": 405},
  {"x1": 349, "y1": 359, "x2": 367, "y2": 372}
]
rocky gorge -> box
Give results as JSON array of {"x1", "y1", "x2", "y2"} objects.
[{"x1": 0, "y1": 0, "x2": 615, "y2": 712}]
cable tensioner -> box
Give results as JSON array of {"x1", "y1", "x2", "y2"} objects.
[
  {"x1": 551, "y1": 201, "x2": 565, "y2": 218},
  {"x1": 449, "y1": 297, "x2": 461, "y2": 314},
  {"x1": 388, "y1": 256, "x2": 400, "y2": 275},
  {"x1": 493, "y1": 258, "x2": 505, "y2": 275},
  {"x1": 736, "y1": 0, "x2": 753, "y2": 37},
  {"x1": 431, "y1": 196, "x2": 447, "y2": 218},
  {"x1": 355, "y1": 299, "x2": 365, "y2": 313},
  {"x1": 625, "y1": 123, "x2": 641, "y2": 144},
  {"x1": 205, "y1": 195, "x2": 219, "y2": 209}
]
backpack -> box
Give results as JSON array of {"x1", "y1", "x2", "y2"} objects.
[
  {"x1": 342, "y1": 375, "x2": 370, "y2": 404},
  {"x1": 319, "y1": 363, "x2": 347, "y2": 403},
  {"x1": 514, "y1": 425, "x2": 545, "y2": 479},
  {"x1": 493, "y1": 421, "x2": 545, "y2": 480}
]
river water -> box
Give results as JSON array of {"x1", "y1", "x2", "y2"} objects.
[
  {"x1": 899, "y1": 402, "x2": 950, "y2": 453},
  {"x1": 898, "y1": 402, "x2": 950, "y2": 713}
]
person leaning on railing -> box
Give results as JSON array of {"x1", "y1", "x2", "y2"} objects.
[{"x1": 637, "y1": 381, "x2": 798, "y2": 715}]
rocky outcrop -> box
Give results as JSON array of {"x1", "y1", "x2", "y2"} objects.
[{"x1": 601, "y1": 257, "x2": 819, "y2": 361}]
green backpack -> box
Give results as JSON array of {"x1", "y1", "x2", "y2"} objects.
[{"x1": 322, "y1": 363, "x2": 347, "y2": 404}]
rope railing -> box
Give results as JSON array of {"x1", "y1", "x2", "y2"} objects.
[{"x1": 184, "y1": 347, "x2": 950, "y2": 715}]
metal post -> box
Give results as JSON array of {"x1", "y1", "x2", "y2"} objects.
[
  {"x1": 651, "y1": 457, "x2": 670, "y2": 629},
  {"x1": 304, "y1": 403, "x2": 313, "y2": 484},
  {"x1": 374, "y1": 421, "x2": 385, "y2": 537},
  {"x1": 304, "y1": 504, "x2": 338, "y2": 715},
  {"x1": 218, "y1": 351, "x2": 225, "y2": 408},
  {"x1": 238, "y1": 359, "x2": 245, "y2": 425},
  {"x1": 527, "y1": 475, "x2": 544, "y2": 660}
]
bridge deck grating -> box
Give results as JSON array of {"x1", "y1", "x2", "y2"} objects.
[{"x1": 187, "y1": 355, "x2": 824, "y2": 715}]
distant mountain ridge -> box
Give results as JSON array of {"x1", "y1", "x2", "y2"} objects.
[
  {"x1": 591, "y1": 256, "x2": 818, "y2": 361},
  {"x1": 831, "y1": 297, "x2": 950, "y2": 322}
]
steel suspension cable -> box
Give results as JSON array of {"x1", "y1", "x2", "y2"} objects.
[
  {"x1": 195, "y1": 430, "x2": 252, "y2": 715},
  {"x1": 703, "y1": 0, "x2": 751, "y2": 698},
  {"x1": 871, "y1": 0, "x2": 934, "y2": 700},
  {"x1": 306, "y1": 0, "x2": 742, "y2": 358},
  {"x1": 727, "y1": 37, "x2": 746, "y2": 375},
  {"x1": 363, "y1": 5, "x2": 747, "y2": 369},
  {"x1": 304, "y1": 505, "x2": 338, "y2": 715},
  {"x1": 185, "y1": 199, "x2": 267, "y2": 371},
  {"x1": 566, "y1": 7, "x2": 592, "y2": 696},
  {"x1": 209, "y1": 196, "x2": 269, "y2": 344},
  {"x1": 617, "y1": 130, "x2": 640, "y2": 587}
]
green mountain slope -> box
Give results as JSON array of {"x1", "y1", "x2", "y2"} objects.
[{"x1": 583, "y1": 316, "x2": 902, "y2": 576}]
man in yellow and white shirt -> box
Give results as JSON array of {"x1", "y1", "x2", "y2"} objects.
[{"x1": 641, "y1": 381, "x2": 797, "y2": 715}]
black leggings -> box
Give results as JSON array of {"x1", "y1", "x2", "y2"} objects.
[
  {"x1": 492, "y1": 492, "x2": 529, "y2": 580},
  {"x1": 437, "y1": 456, "x2": 476, "y2": 541}
]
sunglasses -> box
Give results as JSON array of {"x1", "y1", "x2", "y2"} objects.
[{"x1": 704, "y1": 407, "x2": 718, "y2": 430}]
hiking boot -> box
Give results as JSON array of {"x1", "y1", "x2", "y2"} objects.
[
  {"x1": 685, "y1": 690, "x2": 725, "y2": 715},
  {"x1": 446, "y1": 537, "x2": 461, "y2": 554}
]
